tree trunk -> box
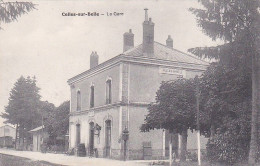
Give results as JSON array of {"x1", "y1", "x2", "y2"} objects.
[
  {"x1": 20, "y1": 126, "x2": 24, "y2": 150},
  {"x1": 210, "y1": 124, "x2": 216, "y2": 143},
  {"x1": 180, "y1": 129, "x2": 188, "y2": 162},
  {"x1": 249, "y1": 45, "x2": 260, "y2": 164},
  {"x1": 15, "y1": 124, "x2": 19, "y2": 149}
]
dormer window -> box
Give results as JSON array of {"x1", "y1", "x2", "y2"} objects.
[
  {"x1": 90, "y1": 85, "x2": 94, "y2": 108},
  {"x1": 77, "y1": 91, "x2": 81, "y2": 111},
  {"x1": 106, "y1": 79, "x2": 112, "y2": 104}
]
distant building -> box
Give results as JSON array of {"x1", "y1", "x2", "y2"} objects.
[
  {"x1": 68, "y1": 9, "x2": 209, "y2": 159},
  {"x1": 0, "y1": 125, "x2": 16, "y2": 147}
]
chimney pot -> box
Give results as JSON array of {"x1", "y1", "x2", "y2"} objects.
[
  {"x1": 123, "y1": 29, "x2": 134, "y2": 52},
  {"x1": 144, "y1": 8, "x2": 148, "y2": 21},
  {"x1": 90, "y1": 51, "x2": 99, "y2": 68},
  {"x1": 143, "y1": 10, "x2": 154, "y2": 56},
  {"x1": 166, "y1": 35, "x2": 173, "y2": 49}
]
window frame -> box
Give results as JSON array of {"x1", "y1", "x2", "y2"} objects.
[
  {"x1": 90, "y1": 85, "x2": 95, "y2": 108},
  {"x1": 105, "y1": 78, "x2": 112, "y2": 104},
  {"x1": 76, "y1": 90, "x2": 81, "y2": 111}
]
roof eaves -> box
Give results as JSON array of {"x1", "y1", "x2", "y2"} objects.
[{"x1": 67, "y1": 54, "x2": 124, "y2": 85}]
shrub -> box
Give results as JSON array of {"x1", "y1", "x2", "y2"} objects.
[{"x1": 206, "y1": 116, "x2": 250, "y2": 165}]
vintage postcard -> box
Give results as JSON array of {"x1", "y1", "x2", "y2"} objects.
[{"x1": 0, "y1": 0, "x2": 258, "y2": 165}]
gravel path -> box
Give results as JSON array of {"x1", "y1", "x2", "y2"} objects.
[{"x1": 0, "y1": 149, "x2": 147, "y2": 166}]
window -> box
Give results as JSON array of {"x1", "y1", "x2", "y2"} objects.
[
  {"x1": 77, "y1": 91, "x2": 81, "y2": 111},
  {"x1": 90, "y1": 85, "x2": 94, "y2": 108},
  {"x1": 106, "y1": 79, "x2": 112, "y2": 104}
]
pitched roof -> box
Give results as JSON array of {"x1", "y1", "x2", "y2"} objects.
[
  {"x1": 68, "y1": 42, "x2": 209, "y2": 84},
  {"x1": 29, "y1": 125, "x2": 44, "y2": 133},
  {"x1": 0, "y1": 125, "x2": 15, "y2": 129},
  {"x1": 124, "y1": 41, "x2": 209, "y2": 66}
]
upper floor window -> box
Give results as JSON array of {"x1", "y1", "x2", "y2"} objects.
[
  {"x1": 77, "y1": 91, "x2": 81, "y2": 111},
  {"x1": 90, "y1": 85, "x2": 94, "y2": 108},
  {"x1": 106, "y1": 79, "x2": 112, "y2": 104}
]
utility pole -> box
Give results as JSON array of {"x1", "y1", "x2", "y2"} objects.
[
  {"x1": 169, "y1": 134, "x2": 172, "y2": 166},
  {"x1": 195, "y1": 76, "x2": 201, "y2": 166},
  {"x1": 3, "y1": 125, "x2": 5, "y2": 147}
]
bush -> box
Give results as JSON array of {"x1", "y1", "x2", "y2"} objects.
[
  {"x1": 206, "y1": 116, "x2": 250, "y2": 165},
  {"x1": 40, "y1": 142, "x2": 47, "y2": 153}
]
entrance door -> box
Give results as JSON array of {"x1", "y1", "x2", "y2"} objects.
[
  {"x1": 105, "y1": 120, "x2": 111, "y2": 157},
  {"x1": 76, "y1": 124, "x2": 80, "y2": 146},
  {"x1": 89, "y1": 122, "x2": 95, "y2": 156}
]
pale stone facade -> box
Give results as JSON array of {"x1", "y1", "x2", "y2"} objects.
[{"x1": 68, "y1": 10, "x2": 209, "y2": 160}]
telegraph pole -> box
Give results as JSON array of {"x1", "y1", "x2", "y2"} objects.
[
  {"x1": 3, "y1": 125, "x2": 5, "y2": 147},
  {"x1": 195, "y1": 76, "x2": 201, "y2": 166},
  {"x1": 169, "y1": 134, "x2": 172, "y2": 166}
]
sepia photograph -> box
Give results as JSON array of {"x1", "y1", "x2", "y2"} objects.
[{"x1": 0, "y1": 0, "x2": 259, "y2": 165}]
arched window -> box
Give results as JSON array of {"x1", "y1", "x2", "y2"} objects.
[
  {"x1": 77, "y1": 91, "x2": 81, "y2": 111},
  {"x1": 90, "y1": 85, "x2": 94, "y2": 108},
  {"x1": 106, "y1": 79, "x2": 112, "y2": 104}
]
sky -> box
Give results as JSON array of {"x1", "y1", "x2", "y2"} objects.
[{"x1": 0, "y1": 0, "x2": 221, "y2": 126}]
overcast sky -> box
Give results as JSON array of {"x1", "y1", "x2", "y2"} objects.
[{"x1": 0, "y1": 0, "x2": 221, "y2": 126}]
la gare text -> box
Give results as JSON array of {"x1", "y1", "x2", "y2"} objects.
[{"x1": 62, "y1": 12, "x2": 124, "y2": 17}]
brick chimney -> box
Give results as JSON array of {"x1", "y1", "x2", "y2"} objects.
[
  {"x1": 166, "y1": 35, "x2": 173, "y2": 49},
  {"x1": 123, "y1": 29, "x2": 134, "y2": 52},
  {"x1": 90, "y1": 51, "x2": 99, "y2": 69},
  {"x1": 142, "y1": 8, "x2": 154, "y2": 56}
]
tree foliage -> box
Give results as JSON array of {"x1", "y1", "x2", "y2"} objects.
[
  {"x1": 141, "y1": 78, "x2": 198, "y2": 161},
  {"x1": 141, "y1": 79, "x2": 197, "y2": 133},
  {"x1": 44, "y1": 101, "x2": 70, "y2": 142},
  {"x1": 188, "y1": 0, "x2": 259, "y2": 62},
  {"x1": 189, "y1": 0, "x2": 259, "y2": 164},
  {"x1": 207, "y1": 101, "x2": 251, "y2": 165},
  {"x1": 1, "y1": 76, "x2": 42, "y2": 148},
  {"x1": 199, "y1": 61, "x2": 251, "y2": 134},
  {"x1": 199, "y1": 62, "x2": 252, "y2": 165},
  {"x1": 0, "y1": 0, "x2": 36, "y2": 29}
]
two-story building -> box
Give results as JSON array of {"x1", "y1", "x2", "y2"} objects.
[{"x1": 68, "y1": 9, "x2": 209, "y2": 160}]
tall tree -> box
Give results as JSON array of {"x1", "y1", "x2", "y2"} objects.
[
  {"x1": 188, "y1": 0, "x2": 260, "y2": 164},
  {"x1": 141, "y1": 79, "x2": 197, "y2": 161},
  {"x1": 44, "y1": 101, "x2": 69, "y2": 145},
  {"x1": 0, "y1": 0, "x2": 36, "y2": 29},
  {"x1": 53, "y1": 101, "x2": 70, "y2": 137},
  {"x1": 199, "y1": 62, "x2": 252, "y2": 165},
  {"x1": 1, "y1": 76, "x2": 42, "y2": 149}
]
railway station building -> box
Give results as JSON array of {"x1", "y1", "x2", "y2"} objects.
[{"x1": 68, "y1": 9, "x2": 208, "y2": 160}]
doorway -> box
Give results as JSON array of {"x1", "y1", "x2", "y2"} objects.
[
  {"x1": 89, "y1": 122, "x2": 95, "y2": 156},
  {"x1": 76, "y1": 124, "x2": 80, "y2": 146},
  {"x1": 105, "y1": 120, "x2": 111, "y2": 157}
]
